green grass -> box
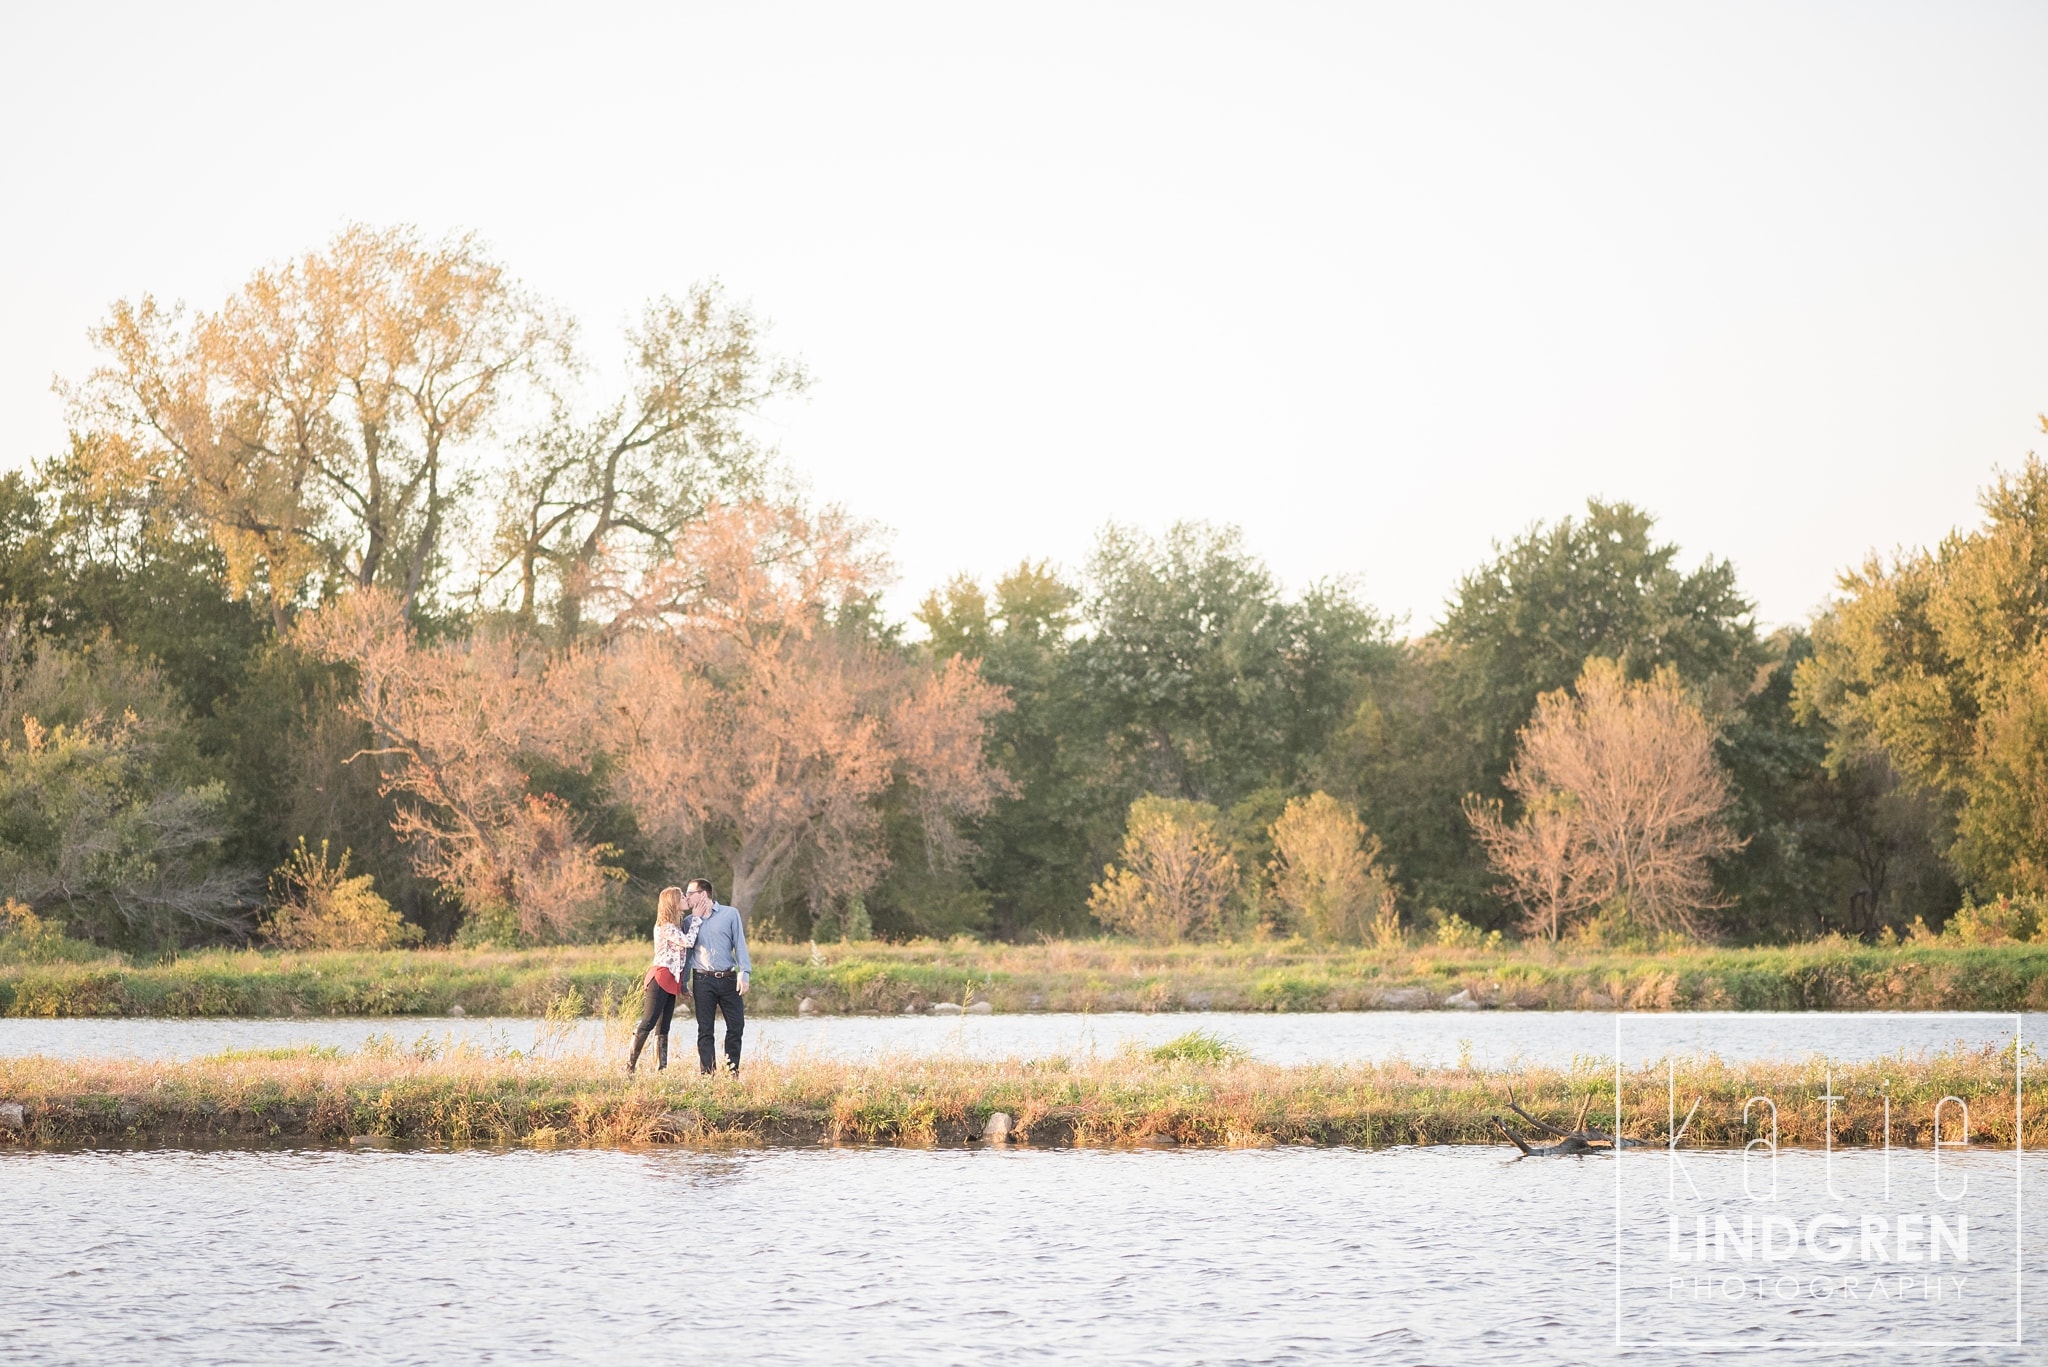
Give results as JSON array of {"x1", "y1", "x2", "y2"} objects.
[
  {"x1": 8, "y1": 936, "x2": 2048, "y2": 1017},
  {"x1": 1147, "y1": 1030, "x2": 1248, "y2": 1064}
]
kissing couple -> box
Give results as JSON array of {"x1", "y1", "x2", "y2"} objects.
[{"x1": 628, "y1": 877, "x2": 752, "y2": 1075}]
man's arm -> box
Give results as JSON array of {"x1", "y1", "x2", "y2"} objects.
[{"x1": 731, "y1": 906, "x2": 752, "y2": 989}]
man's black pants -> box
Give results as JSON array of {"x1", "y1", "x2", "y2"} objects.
[{"x1": 693, "y1": 970, "x2": 744, "y2": 1074}]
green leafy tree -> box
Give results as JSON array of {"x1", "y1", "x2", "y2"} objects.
[
  {"x1": 919, "y1": 561, "x2": 1102, "y2": 935},
  {"x1": 1715, "y1": 630, "x2": 1954, "y2": 939},
  {"x1": 1078, "y1": 523, "x2": 1392, "y2": 805},
  {"x1": 2, "y1": 443, "x2": 269, "y2": 725},
  {"x1": 1441, "y1": 499, "x2": 1764, "y2": 775},
  {"x1": 928, "y1": 531, "x2": 1391, "y2": 939},
  {"x1": 0, "y1": 445, "x2": 437, "y2": 935},
  {"x1": 1325, "y1": 501, "x2": 1764, "y2": 929},
  {"x1": 0, "y1": 643, "x2": 250, "y2": 947},
  {"x1": 1315, "y1": 640, "x2": 1494, "y2": 919},
  {"x1": 1798, "y1": 456, "x2": 2048, "y2": 898}
]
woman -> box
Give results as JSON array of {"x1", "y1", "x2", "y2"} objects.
[{"x1": 628, "y1": 886, "x2": 697, "y2": 1073}]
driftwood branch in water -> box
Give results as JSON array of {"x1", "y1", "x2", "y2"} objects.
[
  {"x1": 1502, "y1": 1085, "x2": 1575, "y2": 1138},
  {"x1": 1495, "y1": 1086, "x2": 1644, "y2": 1156},
  {"x1": 1491, "y1": 1115, "x2": 1597, "y2": 1157},
  {"x1": 1492, "y1": 1116, "x2": 1534, "y2": 1155}
]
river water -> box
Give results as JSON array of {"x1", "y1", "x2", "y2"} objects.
[
  {"x1": 8, "y1": 1012, "x2": 2041, "y2": 1362},
  {"x1": 3, "y1": 1145, "x2": 2040, "y2": 1364},
  {"x1": 2, "y1": 1009, "x2": 2038, "y2": 1068}
]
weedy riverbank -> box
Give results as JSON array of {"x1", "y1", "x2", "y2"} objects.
[
  {"x1": 7, "y1": 938, "x2": 2048, "y2": 1018},
  {"x1": 0, "y1": 1037, "x2": 2031, "y2": 1151}
]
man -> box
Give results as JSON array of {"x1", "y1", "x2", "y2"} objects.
[{"x1": 683, "y1": 877, "x2": 751, "y2": 1074}]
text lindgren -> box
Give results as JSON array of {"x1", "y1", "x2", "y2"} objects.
[{"x1": 1668, "y1": 1211, "x2": 1968, "y2": 1263}]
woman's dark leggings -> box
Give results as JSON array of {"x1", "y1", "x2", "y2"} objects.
[{"x1": 628, "y1": 979, "x2": 678, "y2": 1071}]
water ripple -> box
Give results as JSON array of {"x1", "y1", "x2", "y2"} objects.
[{"x1": 4, "y1": 1145, "x2": 2043, "y2": 1364}]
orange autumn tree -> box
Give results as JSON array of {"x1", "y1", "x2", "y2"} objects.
[
  {"x1": 296, "y1": 502, "x2": 1010, "y2": 939},
  {"x1": 1465, "y1": 659, "x2": 1740, "y2": 940},
  {"x1": 568, "y1": 501, "x2": 1012, "y2": 916},
  {"x1": 295, "y1": 590, "x2": 618, "y2": 940}
]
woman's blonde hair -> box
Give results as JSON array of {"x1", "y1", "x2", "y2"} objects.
[{"x1": 656, "y1": 886, "x2": 686, "y2": 928}]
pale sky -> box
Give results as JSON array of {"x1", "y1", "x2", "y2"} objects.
[{"x1": 3, "y1": 2, "x2": 2043, "y2": 632}]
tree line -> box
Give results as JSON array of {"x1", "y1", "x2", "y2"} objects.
[{"x1": 0, "y1": 225, "x2": 2033, "y2": 951}]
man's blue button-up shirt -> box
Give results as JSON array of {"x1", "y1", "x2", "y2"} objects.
[{"x1": 690, "y1": 903, "x2": 752, "y2": 975}]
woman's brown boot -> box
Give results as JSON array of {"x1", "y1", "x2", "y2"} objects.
[{"x1": 627, "y1": 1026, "x2": 651, "y2": 1073}]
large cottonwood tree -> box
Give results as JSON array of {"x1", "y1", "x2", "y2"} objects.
[
  {"x1": 68, "y1": 225, "x2": 559, "y2": 623},
  {"x1": 490, "y1": 285, "x2": 808, "y2": 637}
]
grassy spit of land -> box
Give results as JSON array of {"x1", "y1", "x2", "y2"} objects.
[
  {"x1": 0, "y1": 1042, "x2": 2029, "y2": 1150},
  {"x1": 9, "y1": 937, "x2": 2048, "y2": 1018}
]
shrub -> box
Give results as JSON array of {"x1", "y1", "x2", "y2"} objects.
[
  {"x1": 1267, "y1": 792, "x2": 1400, "y2": 946},
  {"x1": 1940, "y1": 893, "x2": 2048, "y2": 946},
  {"x1": 1088, "y1": 796, "x2": 1240, "y2": 943},
  {"x1": 1433, "y1": 912, "x2": 1502, "y2": 950},
  {"x1": 1561, "y1": 897, "x2": 1668, "y2": 950},
  {"x1": 0, "y1": 899, "x2": 108, "y2": 965},
  {"x1": 263, "y1": 839, "x2": 420, "y2": 950}
]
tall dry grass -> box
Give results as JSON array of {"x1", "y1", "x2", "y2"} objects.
[{"x1": 0, "y1": 1026, "x2": 2033, "y2": 1152}]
